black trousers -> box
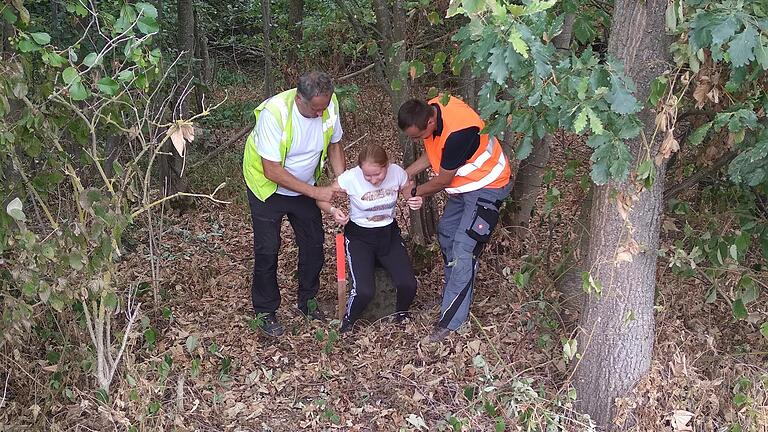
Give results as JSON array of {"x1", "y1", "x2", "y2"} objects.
[
  {"x1": 344, "y1": 221, "x2": 417, "y2": 322},
  {"x1": 247, "y1": 188, "x2": 324, "y2": 314}
]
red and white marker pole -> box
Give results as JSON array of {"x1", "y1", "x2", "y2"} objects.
[{"x1": 335, "y1": 233, "x2": 347, "y2": 321}]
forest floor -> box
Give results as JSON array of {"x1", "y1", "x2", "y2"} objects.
[{"x1": 4, "y1": 73, "x2": 767, "y2": 431}]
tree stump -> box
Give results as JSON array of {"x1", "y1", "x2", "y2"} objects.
[{"x1": 358, "y1": 266, "x2": 397, "y2": 322}]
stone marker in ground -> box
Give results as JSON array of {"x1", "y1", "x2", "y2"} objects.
[{"x1": 357, "y1": 266, "x2": 397, "y2": 322}]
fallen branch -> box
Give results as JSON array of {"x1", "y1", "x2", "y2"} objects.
[
  {"x1": 664, "y1": 150, "x2": 736, "y2": 201},
  {"x1": 131, "y1": 182, "x2": 230, "y2": 219},
  {"x1": 344, "y1": 133, "x2": 369, "y2": 151},
  {"x1": 337, "y1": 63, "x2": 375, "y2": 81},
  {"x1": 190, "y1": 125, "x2": 253, "y2": 170}
]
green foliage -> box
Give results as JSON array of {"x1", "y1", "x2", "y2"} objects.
[
  {"x1": 0, "y1": 1, "x2": 208, "y2": 401},
  {"x1": 667, "y1": 0, "x2": 768, "y2": 187},
  {"x1": 451, "y1": 0, "x2": 641, "y2": 185}
]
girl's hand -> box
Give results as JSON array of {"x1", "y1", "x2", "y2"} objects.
[
  {"x1": 406, "y1": 196, "x2": 423, "y2": 210},
  {"x1": 331, "y1": 207, "x2": 349, "y2": 225}
]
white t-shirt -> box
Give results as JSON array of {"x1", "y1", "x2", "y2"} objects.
[
  {"x1": 255, "y1": 100, "x2": 343, "y2": 196},
  {"x1": 337, "y1": 164, "x2": 408, "y2": 228}
]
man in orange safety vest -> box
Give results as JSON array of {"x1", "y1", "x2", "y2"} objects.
[{"x1": 398, "y1": 96, "x2": 511, "y2": 343}]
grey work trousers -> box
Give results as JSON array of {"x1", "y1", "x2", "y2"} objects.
[{"x1": 436, "y1": 182, "x2": 511, "y2": 330}]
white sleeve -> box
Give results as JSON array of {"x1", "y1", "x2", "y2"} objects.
[
  {"x1": 255, "y1": 110, "x2": 283, "y2": 162},
  {"x1": 394, "y1": 165, "x2": 408, "y2": 187},
  {"x1": 330, "y1": 112, "x2": 343, "y2": 144},
  {"x1": 336, "y1": 170, "x2": 353, "y2": 193}
]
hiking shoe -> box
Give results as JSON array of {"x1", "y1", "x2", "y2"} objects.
[
  {"x1": 422, "y1": 326, "x2": 451, "y2": 344},
  {"x1": 258, "y1": 313, "x2": 284, "y2": 337},
  {"x1": 298, "y1": 305, "x2": 327, "y2": 322},
  {"x1": 392, "y1": 312, "x2": 410, "y2": 324},
  {"x1": 339, "y1": 317, "x2": 355, "y2": 333}
]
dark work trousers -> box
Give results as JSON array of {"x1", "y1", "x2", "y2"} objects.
[
  {"x1": 247, "y1": 188, "x2": 324, "y2": 314},
  {"x1": 343, "y1": 221, "x2": 417, "y2": 322}
]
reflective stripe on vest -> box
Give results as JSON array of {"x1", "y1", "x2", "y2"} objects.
[
  {"x1": 447, "y1": 137, "x2": 508, "y2": 193},
  {"x1": 425, "y1": 96, "x2": 511, "y2": 194}
]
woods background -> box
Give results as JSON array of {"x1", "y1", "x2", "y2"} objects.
[{"x1": 1, "y1": 0, "x2": 767, "y2": 430}]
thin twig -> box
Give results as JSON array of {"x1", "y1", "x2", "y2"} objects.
[
  {"x1": 343, "y1": 133, "x2": 369, "y2": 151},
  {"x1": 131, "y1": 182, "x2": 230, "y2": 219}
]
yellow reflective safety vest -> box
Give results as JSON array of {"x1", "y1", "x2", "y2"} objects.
[{"x1": 243, "y1": 88, "x2": 339, "y2": 201}]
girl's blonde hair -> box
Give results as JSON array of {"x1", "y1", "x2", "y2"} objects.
[{"x1": 357, "y1": 143, "x2": 389, "y2": 167}]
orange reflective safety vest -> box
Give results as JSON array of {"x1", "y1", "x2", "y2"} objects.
[{"x1": 424, "y1": 96, "x2": 510, "y2": 194}]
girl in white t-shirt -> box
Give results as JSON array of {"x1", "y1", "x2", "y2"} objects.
[{"x1": 317, "y1": 144, "x2": 422, "y2": 333}]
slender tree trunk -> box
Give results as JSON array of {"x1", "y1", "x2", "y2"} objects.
[
  {"x1": 460, "y1": 66, "x2": 478, "y2": 109},
  {"x1": 368, "y1": 0, "x2": 436, "y2": 243},
  {"x1": 50, "y1": 0, "x2": 61, "y2": 31},
  {"x1": 573, "y1": 0, "x2": 670, "y2": 428},
  {"x1": 193, "y1": 8, "x2": 205, "y2": 114},
  {"x1": 262, "y1": 0, "x2": 273, "y2": 99},
  {"x1": 159, "y1": 0, "x2": 194, "y2": 199},
  {"x1": 508, "y1": 15, "x2": 574, "y2": 236},
  {"x1": 286, "y1": 0, "x2": 304, "y2": 67},
  {"x1": 2, "y1": 20, "x2": 13, "y2": 58}
]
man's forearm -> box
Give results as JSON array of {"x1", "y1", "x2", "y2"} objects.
[
  {"x1": 415, "y1": 178, "x2": 448, "y2": 198},
  {"x1": 406, "y1": 152, "x2": 431, "y2": 178},
  {"x1": 263, "y1": 160, "x2": 317, "y2": 198},
  {"x1": 327, "y1": 142, "x2": 346, "y2": 177}
]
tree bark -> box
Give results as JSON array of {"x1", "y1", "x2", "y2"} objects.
[
  {"x1": 159, "y1": 0, "x2": 194, "y2": 200},
  {"x1": 262, "y1": 0, "x2": 273, "y2": 99},
  {"x1": 2, "y1": 20, "x2": 13, "y2": 59},
  {"x1": 573, "y1": 0, "x2": 670, "y2": 428},
  {"x1": 460, "y1": 66, "x2": 478, "y2": 109},
  {"x1": 286, "y1": 0, "x2": 304, "y2": 67},
  {"x1": 508, "y1": 15, "x2": 574, "y2": 236}
]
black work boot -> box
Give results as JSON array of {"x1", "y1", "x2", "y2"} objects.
[
  {"x1": 422, "y1": 325, "x2": 451, "y2": 344},
  {"x1": 339, "y1": 317, "x2": 355, "y2": 333},
  {"x1": 258, "y1": 313, "x2": 285, "y2": 337},
  {"x1": 392, "y1": 311, "x2": 410, "y2": 324}
]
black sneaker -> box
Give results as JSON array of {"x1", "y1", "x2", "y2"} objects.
[
  {"x1": 392, "y1": 312, "x2": 410, "y2": 324},
  {"x1": 298, "y1": 305, "x2": 327, "y2": 322},
  {"x1": 258, "y1": 313, "x2": 284, "y2": 337},
  {"x1": 339, "y1": 317, "x2": 355, "y2": 333}
]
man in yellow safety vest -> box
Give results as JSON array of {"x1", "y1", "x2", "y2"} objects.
[{"x1": 243, "y1": 71, "x2": 345, "y2": 337}]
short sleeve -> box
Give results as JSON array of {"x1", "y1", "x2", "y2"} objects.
[
  {"x1": 255, "y1": 109, "x2": 283, "y2": 162},
  {"x1": 440, "y1": 127, "x2": 481, "y2": 170},
  {"x1": 336, "y1": 169, "x2": 354, "y2": 193},
  {"x1": 391, "y1": 165, "x2": 408, "y2": 188}
]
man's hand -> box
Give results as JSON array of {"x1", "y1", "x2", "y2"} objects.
[
  {"x1": 314, "y1": 183, "x2": 342, "y2": 202},
  {"x1": 407, "y1": 196, "x2": 423, "y2": 210},
  {"x1": 331, "y1": 207, "x2": 349, "y2": 225}
]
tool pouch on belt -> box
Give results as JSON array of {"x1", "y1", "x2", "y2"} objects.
[{"x1": 466, "y1": 198, "x2": 501, "y2": 245}]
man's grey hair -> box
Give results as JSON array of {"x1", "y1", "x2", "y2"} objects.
[{"x1": 297, "y1": 71, "x2": 334, "y2": 100}]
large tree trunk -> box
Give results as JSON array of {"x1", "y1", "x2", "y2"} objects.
[
  {"x1": 286, "y1": 0, "x2": 304, "y2": 67},
  {"x1": 573, "y1": 0, "x2": 670, "y2": 428},
  {"x1": 262, "y1": 0, "x2": 274, "y2": 99},
  {"x1": 508, "y1": 15, "x2": 574, "y2": 236}
]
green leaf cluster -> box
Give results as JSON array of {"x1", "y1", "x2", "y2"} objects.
[{"x1": 452, "y1": 2, "x2": 642, "y2": 184}]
